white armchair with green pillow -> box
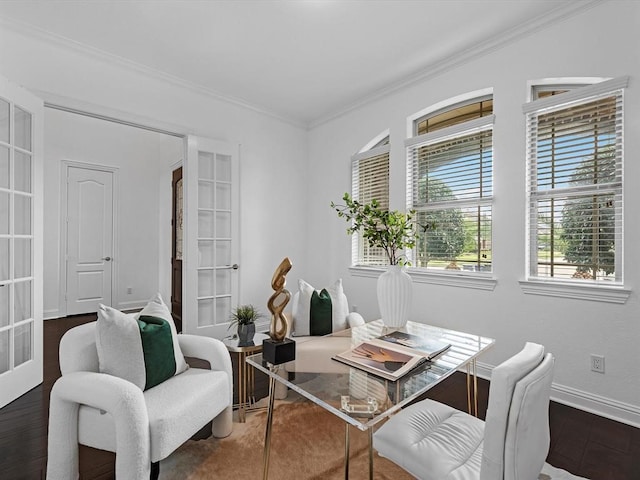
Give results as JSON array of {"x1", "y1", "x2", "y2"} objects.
[
  {"x1": 274, "y1": 279, "x2": 366, "y2": 399},
  {"x1": 46, "y1": 294, "x2": 233, "y2": 480}
]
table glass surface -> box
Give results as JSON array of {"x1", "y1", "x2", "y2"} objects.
[
  {"x1": 223, "y1": 332, "x2": 270, "y2": 353},
  {"x1": 246, "y1": 320, "x2": 494, "y2": 430}
]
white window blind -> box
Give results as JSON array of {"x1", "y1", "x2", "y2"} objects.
[
  {"x1": 406, "y1": 114, "x2": 494, "y2": 272},
  {"x1": 525, "y1": 77, "x2": 627, "y2": 283},
  {"x1": 351, "y1": 142, "x2": 390, "y2": 265}
]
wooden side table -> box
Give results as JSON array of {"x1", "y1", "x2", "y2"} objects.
[{"x1": 223, "y1": 332, "x2": 269, "y2": 422}]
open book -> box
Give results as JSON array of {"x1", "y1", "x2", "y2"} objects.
[
  {"x1": 332, "y1": 333, "x2": 451, "y2": 381},
  {"x1": 376, "y1": 331, "x2": 451, "y2": 359}
]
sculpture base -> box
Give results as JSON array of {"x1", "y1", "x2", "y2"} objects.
[{"x1": 262, "y1": 338, "x2": 296, "y2": 365}]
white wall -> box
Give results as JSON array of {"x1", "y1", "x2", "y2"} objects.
[
  {"x1": 2, "y1": 0, "x2": 638, "y2": 425},
  {"x1": 0, "y1": 21, "x2": 310, "y2": 322},
  {"x1": 307, "y1": 1, "x2": 640, "y2": 425},
  {"x1": 43, "y1": 108, "x2": 182, "y2": 316}
]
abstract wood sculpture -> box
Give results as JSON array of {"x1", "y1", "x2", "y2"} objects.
[{"x1": 267, "y1": 257, "x2": 292, "y2": 342}]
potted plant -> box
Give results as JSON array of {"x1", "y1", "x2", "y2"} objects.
[
  {"x1": 229, "y1": 304, "x2": 263, "y2": 345},
  {"x1": 331, "y1": 193, "x2": 416, "y2": 328}
]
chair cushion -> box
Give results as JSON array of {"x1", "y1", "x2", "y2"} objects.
[
  {"x1": 374, "y1": 399, "x2": 485, "y2": 480},
  {"x1": 95, "y1": 293, "x2": 188, "y2": 391},
  {"x1": 77, "y1": 367, "x2": 230, "y2": 462},
  {"x1": 291, "y1": 279, "x2": 349, "y2": 336}
]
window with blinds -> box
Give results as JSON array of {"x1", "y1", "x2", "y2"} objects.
[
  {"x1": 524, "y1": 77, "x2": 627, "y2": 283},
  {"x1": 351, "y1": 137, "x2": 390, "y2": 265},
  {"x1": 407, "y1": 98, "x2": 494, "y2": 272}
]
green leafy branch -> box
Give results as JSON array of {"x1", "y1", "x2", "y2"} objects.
[{"x1": 331, "y1": 193, "x2": 416, "y2": 266}]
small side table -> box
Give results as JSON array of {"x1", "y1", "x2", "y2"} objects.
[{"x1": 223, "y1": 332, "x2": 269, "y2": 422}]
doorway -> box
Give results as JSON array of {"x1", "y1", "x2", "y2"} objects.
[
  {"x1": 48, "y1": 107, "x2": 183, "y2": 318},
  {"x1": 171, "y1": 166, "x2": 183, "y2": 332}
]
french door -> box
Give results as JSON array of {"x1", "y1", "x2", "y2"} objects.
[
  {"x1": 0, "y1": 75, "x2": 43, "y2": 408},
  {"x1": 183, "y1": 136, "x2": 239, "y2": 338}
]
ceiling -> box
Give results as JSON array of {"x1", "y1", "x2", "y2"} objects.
[{"x1": 0, "y1": 0, "x2": 596, "y2": 127}]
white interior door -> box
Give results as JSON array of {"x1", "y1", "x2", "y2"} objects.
[
  {"x1": 0, "y1": 75, "x2": 43, "y2": 408},
  {"x1": 184, "y1": 136, "x2": 239, "y2": 338},
  {"x1": 65, "y1": 165, "x2": 114, "y2": 315}
]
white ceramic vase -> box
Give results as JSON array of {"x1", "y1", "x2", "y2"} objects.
[{"x1": 377, "y1": 264, "x2": 413, "y2": 328}]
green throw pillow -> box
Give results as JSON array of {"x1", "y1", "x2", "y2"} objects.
[
  {"x1": 136, "y1": 315, "x2": 177, "y2": 390},
  {"x1": 292, "y1": 279, "x2": 350, "y2": 336},
  {"x1": 310, "y1": 289, "x2": 332, "y2": 336}
]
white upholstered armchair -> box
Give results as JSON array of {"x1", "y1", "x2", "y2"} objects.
[
  {"x1": 47, "y1": 321, "x2": 233, "y2": 480},
  {"x1": 374, "y1": 342, "x2": 555, "y2": 480}
]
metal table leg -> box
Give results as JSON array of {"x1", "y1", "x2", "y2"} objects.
[
  {"x1": 238, "y1": 351, "x2": 246, "y2": 422},
  {"x1": 466, "y1": 359, "x2": 479, "y2": 417},
  {"x1": 262, "y1": 374, "x2": 277, "y2": 480},
  {"x1": 368, "y1": 427, "x2": 373, "y2": 480},
  {"x1": 344, "y1": 423, "x2": 350, "y2": 479},
  {"x1": 344, "y1": 422, "x2": 373, "y2": 479}
]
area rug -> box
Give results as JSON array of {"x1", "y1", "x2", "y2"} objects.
[{"x1": 160, "y1": 400, "x2": 587, "y2": 479}]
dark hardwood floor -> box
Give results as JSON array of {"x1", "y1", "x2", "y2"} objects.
[{"x1": 0, "y1": 315, "x2": 638, "y2": 479}]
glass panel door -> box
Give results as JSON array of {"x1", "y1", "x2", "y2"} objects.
[
  {"x1": 0, "y1": 75, "x2": 43, "y2": 409},
  {"x1": 184, "y1": 136, "x2": 239, "y2": 338}
]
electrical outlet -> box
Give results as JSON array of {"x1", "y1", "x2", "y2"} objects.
[
  {"x1": 591, "y1": 354, "x2": 605, "y2": 373},
  {"x1": 351, "y1": 305, "x2": 358, "y2": 313},
  {"x1": 127, "y1": 287, "x2": 133, "y2": 295}
]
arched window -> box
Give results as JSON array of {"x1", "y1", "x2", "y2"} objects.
[
  {"x1": 351, "y1": 135, "x2": 389, "y2": 265},
  {"x1": 407, "y1": 96, "x2": 494, "y2": 272}
]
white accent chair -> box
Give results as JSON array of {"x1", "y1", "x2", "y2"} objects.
[
  {"x1": 47, "y1": 322, "x2": 233, "y2": 480},
  {"x1": 374, "y1": 342, "x2": 554, "y2": 480}
]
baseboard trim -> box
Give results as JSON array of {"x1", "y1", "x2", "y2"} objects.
[
  {"x1": 44, "y1": 309, "x2": 61, "y2": 320},
  {"x1": 472, "y1": 361, "x2": 640, "y2": 428},
  {"x1": 116, "y1": 300, "x2": 147, "y2": 311},
  {"x1": 550, "y1": 383, "x2": 640, "y2": 428}
]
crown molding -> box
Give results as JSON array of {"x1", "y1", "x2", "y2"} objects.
[
  {"x1": 0, "y1": 0, "x2": 604, "y2": 131},
  {"x1": 0, "y1": 15, "x2": 307, "y2": 130},
  {"x1": 308, "y1": 0, "x2": 605, "y2": 129}
]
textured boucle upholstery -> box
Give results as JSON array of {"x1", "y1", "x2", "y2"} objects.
[
  {"x1": 47, "y1": 322, "x2": 233, "y2": 480},
  {"x1": 76, "y1": 368, "x2": 230, "y2": 461},
  {"x1": 374, "y1": 342, "x2": 554, "y2": 480},
  {"x1": 48, "y1": 371, "x2": 150, "y2": 480}
]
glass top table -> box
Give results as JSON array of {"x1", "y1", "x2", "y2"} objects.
[{"x1": 246, "y1": 319, "x2": 494, "y2": 479}]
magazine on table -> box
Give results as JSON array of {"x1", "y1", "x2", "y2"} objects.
[
  {"x1": 332, "y1": 333, "x2": 451, "y2": 381},
  {"x1": 375, "y1": 330, "x2": 451, "y2": 360}
]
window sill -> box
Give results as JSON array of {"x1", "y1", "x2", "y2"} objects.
[
  {"x1": 519, "y1": 279, "x2": 630, "y2": 304},
  {"x1": 349, "y1": 266, "x2": 497, "y2": 291}
]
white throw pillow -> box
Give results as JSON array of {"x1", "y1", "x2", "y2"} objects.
[
  {"x1": 95, "y1": 293, "x2": 188, "y2": 390},
  {"x1": 292, "y1": 279, "x2": 349, "y2": 336}
]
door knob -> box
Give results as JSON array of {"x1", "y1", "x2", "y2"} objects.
[
  {"x1": 232, "y1": 263, "x2": 239, "y2": 270},
  {"x1": 102, "y1": 257, "x2": 112, "y2": 261}
]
